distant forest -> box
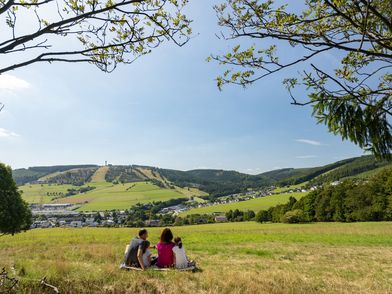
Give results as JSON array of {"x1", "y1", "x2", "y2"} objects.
[
  {"x1": 256, "y1": 168, "x2": 392, "y2": 223},
  {"x1": 12, "y1": 165, "x2": 98, "y2": 185},
  {"x1": 11, "y1": 156, "x2": 392, "y2": 200}
]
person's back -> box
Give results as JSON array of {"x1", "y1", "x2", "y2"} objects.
[
  {"x1": 123, "y1": 229, "x2": 148, "y2": 267},
  {"x1": 156, "y1": 242, "x2": 175, "y2": 267},
  {"x1": 172, "y1": 236, "x2": 189, "y2": 268},
  {"x1": 156, "y1": 228, "x2": 175, "y2": 268},
  {"x1": 173, "y1": 245, "x2": 188, "y2": 268},
  {"x1": 124, "y1": 237, "x2": 143, "y2": 266}
]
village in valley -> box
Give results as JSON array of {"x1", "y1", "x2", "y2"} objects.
[{"x1": 29, "y1": 183, "x2": 318, "y2": 229}]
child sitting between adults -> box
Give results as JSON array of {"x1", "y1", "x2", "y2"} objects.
[
  {"x1": 140, "y1": 240, "x2": 152, "y2": 268},
  {"x1": 172, "y1": 237, "x2": 195, "y2": 269}
]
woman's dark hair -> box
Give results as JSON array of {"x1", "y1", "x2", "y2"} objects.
[
  {"x1": 174, "y1": 237, "x2": 182, "y2": 249},
  {"x1": 160, "y1": 228, "x2": 173, "y2": 243},
  {"x1": 141, "y1": 240, "x2": 150, "y2": 254}
]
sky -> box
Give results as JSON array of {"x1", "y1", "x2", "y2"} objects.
[{"x1": 0, "y1": 0, "x2": 365, "y2": 173}]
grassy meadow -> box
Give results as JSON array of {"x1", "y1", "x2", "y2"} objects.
[
  {"x1": 1, "y1": 222, "x2": 391, "y2": 293},
  {"x1": 64, "y1": 182, "x2": 185, "y2": 211},
  {"x1": 181, "y1": 192, "x2": 307, "y2": 216},
  {"x1": 20, "y1": 181, "x2": 187, "y2": 211},
  {"x1": 19, "y1": 183, "x2": 80, "y2": 204}
]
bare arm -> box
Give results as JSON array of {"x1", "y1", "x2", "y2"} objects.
[
  {"x1": 137, "y1": 248, "x2": 145, "y2": 270},
  {"x1": 172, "y1": 252, "x2": 176, "y2": 268}
]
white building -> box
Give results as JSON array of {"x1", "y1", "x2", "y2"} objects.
[{"x1": 70, "y1": 221, "x2": 82, "y2": 228}]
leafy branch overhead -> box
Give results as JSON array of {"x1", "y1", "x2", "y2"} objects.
[
  {"x1": 210, "y1": 0, "x2": 392, "y2": 159},
  {"x1": 0, "y1": 0, "x2": 192, "y2": 73}
]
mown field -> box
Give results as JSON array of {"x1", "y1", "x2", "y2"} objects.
[
  {"x1": 0, "y1": 222, "x2": 391, "y2": 293},
  {"x1": 19, "y1": 183, "x2": 80, "y2": 204},
  {"x1": 181, "y1": 192, "x2": 307, "y2": 216},
  {"x1": 20, "y1": 181, "x2": 187, "y2": 211},
  {"x1": 63, "y1": 182, "x2": 185, "y2": 211}
]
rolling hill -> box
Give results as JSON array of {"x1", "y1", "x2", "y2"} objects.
[
  {"x1": 55, "y1": 181, "x2": 186, "y2": 211},
  {"x1": 12, "y1": 165, "x2": 98, "y2": 185},
  {"x1": 13, "y1": 155, "x2": 392, "y2": 211}
]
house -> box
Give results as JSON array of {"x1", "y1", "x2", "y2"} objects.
[
  {"x1": 39, "y1": 221, "x2": 51, "y2": 228},
  {"x1": 212, "y1": 212, "x2": 224, "y2": 216},
  {"x1": 85, "y1": 217, "x2": 95, "y2": 224},
  {"x1": 58, "y1": 220, "x2": 67, "y2": 227},
  {"x1": 102, "y1": 219, "x2": 115, "y2": 226},
  {"x1": 215, "y1": 215, "x2": 228, "y2": 222},
  {"x1": 145, "y1": 220, "x2": 161, "y2": 227},
  {"x1": 70, "y1": 221, "x2": 82, "y2": 228}
]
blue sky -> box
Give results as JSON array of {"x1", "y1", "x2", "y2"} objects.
[{"x1": 0, "y1": 1, "x2": 364, "y2": 173}]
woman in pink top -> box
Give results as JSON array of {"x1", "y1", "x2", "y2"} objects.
[{"x1": 156, "y1": 228, "x2": 175, "y2": 268}]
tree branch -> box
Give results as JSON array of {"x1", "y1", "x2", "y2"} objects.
[
  {"x1": 359, "y1": 0, "x2": 392, "y2": 32},
  {"x1": 0, "y1": 0, "x2": 14, "y2": 15},
  {"x1": 0, "y1": 0, "x2": 145, "y2": 53}
]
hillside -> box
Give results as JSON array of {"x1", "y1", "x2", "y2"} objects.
[
  {"x1": 158, "y1": 155, "x2": 391, "y2": 197},
  {"x1": 12, "y1": 165, "x2": 98, "y2": 185},
  {"x1": 18, "y1": 164, "x2": 208, "y2": 211},
  {"x1": 57, "y1": 181, "x2": 186, "y2": 211},
  {"x1": 307, "y1": 156, "x2": 392, "y2": 185},
  {"x1": 14, "y1": 155, "x2": 391, "y2": 211},
  {"x1": 181, "y1": 192, "x2": 307, "y2": 216},
  {"x1": 14, "y1": 156, "x2": 389, "y2": 189},
  {"x1": 157, "y1": 168, "x2": 271, "y2": 198}
]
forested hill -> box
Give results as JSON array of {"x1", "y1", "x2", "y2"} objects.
[
  {"x1": 260, "y1": 155, "x2": 391, "y2": 186},
  {"x1": 157, "y1": 168, "x2": 271, "y2": 197},
  {"x1": 157, "y1": 155, "x2": 391, "y2": 196},
  {"x1": 11, "y1": 156, "x2": 391, "y2": 195},
  {"x1": 12, "y1": 165, "x2": 98, "y2": 185}
]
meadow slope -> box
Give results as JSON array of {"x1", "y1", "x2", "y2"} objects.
[
  {"x1": 1, "y1": 222, "x2": 391, "y2": 293},
  {"x1": 21, "y1": 182, "x2": 188, "y2": 211},
  {"x1": 60, "y1": 182, "x2": 186, "y2": 211},
  {"x1": 181, "y1": 192, "x2": 307, "y2": 216}
]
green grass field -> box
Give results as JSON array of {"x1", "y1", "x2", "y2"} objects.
[
  {"x1": 1, "y1": 222, "x2": 391, "y2": 293},
  {"x1": 19, "y1": 183, "x2": 81, "y2": 204},
  {"x1": 62, "y1": 182, "x2": 185, "y2": 211},
  {"x1": 182, "y1": 192, "x2": 307, "y2": 216},
  {"x1": 20, "y1": 181, "x2": 187, "y2": 211},
  {"x1": 345, "y1": 163, "x2": 392, "y2": 179}
]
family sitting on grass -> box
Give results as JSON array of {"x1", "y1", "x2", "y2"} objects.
[{"x1": 121, "y1": 228, "x2": 195, "y2": 270}]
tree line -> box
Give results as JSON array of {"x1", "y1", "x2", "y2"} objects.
[{"x1": 256, "y1": 168, "x2": 392, "y2": 224}]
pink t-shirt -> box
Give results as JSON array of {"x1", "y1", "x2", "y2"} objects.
[{"x1": 156, "y1": 242, "x2": 175, "y2": 268}]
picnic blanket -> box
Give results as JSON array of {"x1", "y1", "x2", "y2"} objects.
[
  {"x1": 120, "y1": 264, "x2": 197, "y2": 272},
  {"x1": 121, "y1": 245, "x2": 197, "y2": 272}
]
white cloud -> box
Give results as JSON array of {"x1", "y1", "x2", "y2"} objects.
[
  {"x1": 0, "y1": 74, "x2": 30, "y2": 91},
  {"x1": 295, "y1": 139, "x2": 322, "y2": 146},
  {"x1": 246, "y1": 168, "x2": 261, "y2": 171},
  {"x1": 0, "y1": 128, "x2": 19, "y2": 138},
  {"x1": 296, "y1": 155, "x2": 318, "y2": 159}
]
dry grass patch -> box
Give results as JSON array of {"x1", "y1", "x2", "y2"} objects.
[
  {"x1": 90, "y1": 166, "x2": 110, "y2": 183},
  {"x1": 1, "y1": 223, "x2": 392, "y2": 293}
]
